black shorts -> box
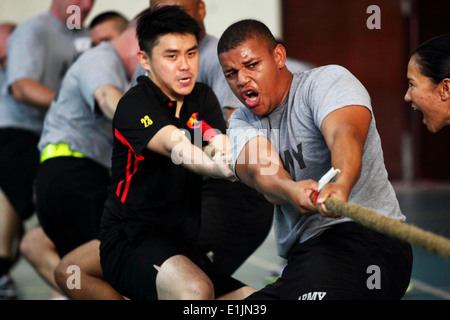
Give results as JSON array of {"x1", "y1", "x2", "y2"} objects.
[
  {"x1": 198, "y1": 179, "x2": 274, "y2": 275},
  {"x1": 246, "y1": 222, "x2": 413, "y2": 300},
  {"x1": 0, "y1": 128, "x2": 40, "y2": 219},
  {"x1": 35, "y1": 157, "x2": 109, "y2": 257},
  {"x1": 100, "y1": 206, "x2": 246, "y2": 300}
]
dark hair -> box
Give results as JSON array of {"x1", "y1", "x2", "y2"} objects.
[
  {"x1": 217, "y1": 19, "x2": 277, "y2": 55},
  {"x1": 136, "y1": 5, "x2": 200, "y2": 56},
  {"x1": 89, "y1": 11, "x2": 129, "y2": 30},
  {"x1": 413, "y1": 35, "x2": 450, "y2": 84}
]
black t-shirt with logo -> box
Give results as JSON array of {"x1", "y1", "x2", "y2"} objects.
[{"x1": 101, "y1": 76, "x2": 226, "y2": 242}]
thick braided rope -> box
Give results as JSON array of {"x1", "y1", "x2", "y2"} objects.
[{"x1": 322, "y1": 197, "x2": 450, "y2": 260}]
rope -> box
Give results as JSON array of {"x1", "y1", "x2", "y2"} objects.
[{"x1": 318, "y1": 197, "x2": 450, "y2": 260}]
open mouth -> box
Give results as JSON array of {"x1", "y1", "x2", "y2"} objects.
[
  {"x1": 179, "y1": 77, "x2": 192, "y2": 86},
  {"x1": 243, "y1": 89, "x2": 260, "y2": 107}
]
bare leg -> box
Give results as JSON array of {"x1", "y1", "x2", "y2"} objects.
[
  {"x1": 54, "y1": 239, "x2": 124, "y2": 300},
  {"x1": 156, "y1": 255, "x2": 215, "y2": 300},
  {"x1": 19, "y1": 226, "x2": 61, "y2": 291},
  {"x1": 0, "y1": 188, "x2": 22, "y2": 261}
]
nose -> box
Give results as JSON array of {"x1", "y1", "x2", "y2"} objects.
[
  {"x1": 237, "y1": 70, "x2": 250, "y2": 88},
  {"x1": 404, "y1": 88, "x2": 411, "y2": 103},
  {"x1": 179, "y1": 55, "x2": 191, "y2": 71}
]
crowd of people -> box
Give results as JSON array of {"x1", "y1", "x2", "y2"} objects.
[{"x1": 0, "y1": 0, "x2": 448, "y2": 300}]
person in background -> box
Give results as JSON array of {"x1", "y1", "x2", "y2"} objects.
[
  {"x1": 89, "y1": 11, "x2": 129, "y2": 47},
  {"x1": 0, "y1": 0, "x2": 94, "y2": 300},
  {"x1": 405, "y1": 34, "x2": 450, "y2": 133},
  {"x1": 0, "y1": 23, "x2": 16, "y2": 86},
  {"x1": 19, "y1": 6, "x2": 131, "y2": 300}
]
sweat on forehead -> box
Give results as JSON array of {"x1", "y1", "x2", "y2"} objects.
[{"x1": 217, "y1": 19, "x2": 277, "y2": 55}]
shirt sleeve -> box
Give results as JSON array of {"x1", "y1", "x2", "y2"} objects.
[
  {"x1": 6, "y1": 21, "x2": 46, "y2": 86},
  {"x1": 78, "y1": 49, "x2": 126, "y2": 112},
  {"x1": 306, "y1": 65, "x2": 372, "y2": 129}
]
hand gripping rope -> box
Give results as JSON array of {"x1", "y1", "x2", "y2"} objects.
[{"x1": 313, "y1": 168, "x2": 450, "y2": 260}]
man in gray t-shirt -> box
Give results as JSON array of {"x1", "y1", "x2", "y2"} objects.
[
  {"x1": 0, "y1": 0, "x2": 94, "y2": 300},
  {"x1": 218, "y1": 19, "x2": 412, "y2": 300},
  {"x1": 35, "y1": 23, "x2": 139, "y2": 260}
]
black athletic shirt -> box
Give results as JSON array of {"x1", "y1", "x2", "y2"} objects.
[{"x1": 101, "y1": 76, "x2": 226, "y2": 241}]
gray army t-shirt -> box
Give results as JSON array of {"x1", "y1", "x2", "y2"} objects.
[
  {"x1": 0, "y1": 11, "x2": 90, "y2": 134},
  {"x1": 38, "y1": 42, "x2": 129, "y2": 168},
  {"x1": 228, "y1": 65, "x2": 405, "y2": 258}
]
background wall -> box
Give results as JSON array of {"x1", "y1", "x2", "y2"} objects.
[
  {"x1": 0, "y1": 0, "x2": 282, "y2": 39},
  {"x1": 282, "y1": 0, "x2": 450, "y2": 182}
]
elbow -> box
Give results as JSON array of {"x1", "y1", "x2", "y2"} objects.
[{"x1": 10, "y1": 82, "x2": 26, "y2": 103}]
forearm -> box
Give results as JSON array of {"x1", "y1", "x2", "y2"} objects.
[
  {"x1": 10, "y1": 79, "x2": 55, "y2": 110},
  {"x1": 328, "y1": 129, "x2": 364, "y2": 196},
  {"x1": 151, "y1": 127, "x2": 233, "y2": 179},
  {"x1": 242, "y1": 161, "x2": 295, "y2": 205},
  {"x1": 94, "y1": 85, "x2": 123, "y2": 119},
  {"x1": 172, "y1": 138, "x2": 217, "y2": 176},
  {"x1": 235, "y1": 136, "x2": 315, "y2": 208}
]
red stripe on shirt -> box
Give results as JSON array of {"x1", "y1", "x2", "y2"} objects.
[
  {"x1": 201, "y1": 120, "x2": 217, "y2": 142},
  {"x1": 114, "y1": 129, "x2": 145, "y2": 203}
]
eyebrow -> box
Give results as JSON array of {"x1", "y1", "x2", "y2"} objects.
[
  {"x1": 224, "y1": 57, "x2": 258, "y2": 73},
  {"x1": 164, "y1": 45, "x2": 198, "y2": 54}
]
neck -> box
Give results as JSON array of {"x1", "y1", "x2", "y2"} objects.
[
  {"x1": 277, "y1": 68, "x2": 293, "y2": 107},
  {"x1": 49, "y1": 5, "x2": 66, "y2": 25}
]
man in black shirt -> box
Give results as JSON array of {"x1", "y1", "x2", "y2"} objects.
[{"x1": 98, "y1": 6, "x2": 255, "y2": 300}]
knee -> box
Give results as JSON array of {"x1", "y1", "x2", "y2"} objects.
[
  {"x1": 19, "y1": 227, "x2": 44, "y2": 259},
  {"x1": 54, "y1": 255, "x2": 73, "y2": 289},
  {"x1": 180, "y1": 278, "x2": 215, "y2": 300}
]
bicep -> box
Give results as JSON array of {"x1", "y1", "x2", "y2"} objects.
[{"x1": 320, "y1": 105, "x2": 372, "y2": 150}]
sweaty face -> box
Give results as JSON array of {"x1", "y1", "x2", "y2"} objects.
[
  {"x1": 405, "y1": 55, "x2": 447, "y2": 133},
  {"x1": 219, "y1": 38, "x2": 287, "y2": 116},
  {"x1": 145, "y1": 33, "x2": 199, "y2": 102}
]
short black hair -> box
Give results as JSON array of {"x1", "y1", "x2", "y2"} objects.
[
  {"x1": 136, "y1": 5, "x2": 201, "y2": 56},
  {"x1": 413, "y1": 35, "x2": 450, "y2": 84},
  {"x1": 218, "y1": 19, "x2": 277, "y2": 55},
  {"x1": 89, "y1": 11, "x2": 129, "y2": 30}
]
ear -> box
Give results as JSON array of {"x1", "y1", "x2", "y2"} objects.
[
  {"x1": 198, "y1": 1, "x2": 206, "y2": 21},
  {"x1": 441, "y1": 78, "x2": 450, "y2": 101},
  {"x1": 273, "y1": 43, "x2": 287, "y2": 69},
  {"x1": 137, "y1": 50, "x2": 151, "y2": 72}
]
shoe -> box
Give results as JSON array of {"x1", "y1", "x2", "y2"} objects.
[{"x1": 0, "y1": 274, "x2": 17, "y2": 300}]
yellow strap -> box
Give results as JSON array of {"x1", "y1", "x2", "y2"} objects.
[{"x1": 40, "y1": 143, "x2": 85, "y2": 163}]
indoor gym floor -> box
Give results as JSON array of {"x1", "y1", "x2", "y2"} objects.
[{"x1": 9, "y1": 182, "x2": 450, "y2": 300}]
